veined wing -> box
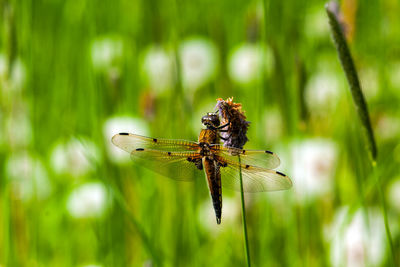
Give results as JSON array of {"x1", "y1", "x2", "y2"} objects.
[
  {"x1": 210, "y1": 145, "x2": 281, "y2": 170},
  {"x1": 215, "y1": 155, "x2": 292, "y2": 192},
  {"x1": 112, "y1": 133, "x2": 199, "y2": 153},
  {"x1": 129, "y1": 148, "x2": 203, "y2": 181}
]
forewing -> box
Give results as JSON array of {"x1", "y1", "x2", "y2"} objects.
[
  {"x1": 211, "y1": 145, "x2": 281, "y2": 169},
  {"x1": 112, "y1": 133, "x2": 199, "y2": 153},
  {"x1": 216, "y1": 156, "x2": 292, "y2": 192},
  {"x1": 129, "y1": 148, "x2": 203, "y2": 181}
]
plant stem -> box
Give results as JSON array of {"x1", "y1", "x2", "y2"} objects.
[{"x1": 238, "y1": 155, "x2": 251, "y2": 267}]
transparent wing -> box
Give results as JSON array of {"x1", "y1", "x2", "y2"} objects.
[
  {"x1": 112, "y1": 133, "x2": 199, "y2": 153},
  {"x1": 129, "y1": 148, "x2": 203, "y2": 181},
  {"x1": 210, "y1": 145, "x2": 281, "y2": 169},
  {"x1": 216, "y1": 155, "x2": 292, "y2": 192}
]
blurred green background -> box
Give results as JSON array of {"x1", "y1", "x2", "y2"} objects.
[{"x1": 1, "y1": 0, "x2": 400, "y2": 266}]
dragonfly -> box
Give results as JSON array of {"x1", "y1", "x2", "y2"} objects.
[{"x1": 112, "y1": 112, "x2": 292, "y2": 224}]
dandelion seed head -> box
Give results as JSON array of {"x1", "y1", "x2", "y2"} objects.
[
  {"x1": 6, "y1": 153, "x2": 52, "y2": 202},
  {"x1": 326, "y1": 207, "x2": 386, "y2": 267},
  {"x1": 228, "y1": 44, "x2": 272, "y2": 85},
  {"x1": 67, "y1": 182, "x2": 110, "y2": 219},
  {"x1": 290, "y1": 138, "x2": 337, "y2": 201},
  {"x1": 179, "y1": 37, "x2": 218, "y2": 91},
  {"x1": 141, "y1": 45, "x2": 175, "y2": 93},
  {"x1": 90, "y1": 36, "x2": 124, "y2": 72},
  {"x1": 50, "y1": 137, "x2": 100, "y2": 177}
]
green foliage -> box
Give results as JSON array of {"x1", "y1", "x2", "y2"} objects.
[{"x1": 1, "y1": 0, "x2": 400, "y2": 266}]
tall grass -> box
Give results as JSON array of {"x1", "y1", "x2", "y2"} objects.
[{"x1": 1, "y1": 0, "x2": 399, "y2": 266}]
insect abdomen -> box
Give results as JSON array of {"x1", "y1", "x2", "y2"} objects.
[{"x1": 203, "y1": 158, "x2": 222, "y2": 224}]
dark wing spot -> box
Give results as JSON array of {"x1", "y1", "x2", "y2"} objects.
[
  {"x1": 222, "y1": 162, "x2": 227, "y2": 167},
  {"x1": 187, "y1": 157, "x2": 192, "y2": 162},
  {"x1": 153, "y1": 138, "x2": 158, "y2": 142},
  {"x1": 265, "y1": 150, "x2": 273, "y2": 154},
  {"x1": 136, "y1": 148, "x2": 145, "y2": 151},
  {"x1": 245, "y1": 165, "x2": 250, "y2": 169},
  {"x1": 276, "y1": 171, "x2": 286, "y2": 177},
  {"x1": 167, "y1": 151, "x2": 171, "y2": 156},
  {"x1": 119, "y1": 133, "x2": 129, "y2": 135},
  {"x1": 242, "y1": 150, "x2": 246, "y2": 154}
]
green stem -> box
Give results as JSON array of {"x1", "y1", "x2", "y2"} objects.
[{"x1": 238, "y1": 155, "x2": 251, "y2": 267}]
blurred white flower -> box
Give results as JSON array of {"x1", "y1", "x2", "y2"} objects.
[
  {"x1": 375, "y1": 114, "x2": 400, "y2": 141},
  {"x1": 67, "y1": 182, "x2": 110, "y2": 219},
  {"x1": 5, "y1": 109, "x2": 32, "y2": 148},
  {"x1": 228, "y1": 43, "x2": 273, "y2": 85},
  {"x1": 50, "y1": 137, "x2": 100, "y2": 177},
  {"x1": 305, "y1": 71, "x2": 341, "y2": 114},
  {"x1": 103, "y1": 116, "x2": 149, "y2": 164},
  {"x1": 387, "y1": 177, "x2": 400, "y2": 213},
  {"x1": 90, "y1": 36, "x2": 124, "y2": 72},
  {"x1": 198, "y1": 196, "x2": 239, "y2": 234},
  {"x1": 327, "y1": 207, "x2": 386, "y2": 267},
  {"x1": 5, "y1": 152, "x2": 52, "y2": 201},
  {"x1": 0, "y1": 54, "x2": 26, "y2": 92},
  {"x1": 290, "y1": 138, "x2": 337, "y2": 201},
  {"x1": 179, "y1": 37, "x2": 218, "y2": 90},
  {"x1": 141, "y1": 45, "x2": 175, "y2": 93}
]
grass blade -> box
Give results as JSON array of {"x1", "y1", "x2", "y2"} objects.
[{"x1": 325, "y1": 1, "x2": 377, "y2": 161}]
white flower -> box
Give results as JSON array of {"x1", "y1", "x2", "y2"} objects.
[
  {"x1": 0, "y1": 54, "x2": 26, "y2": 92},
  {"x1": 50, "y1": 137, "x2": 100, "y2": 177},
  {"x1": 5, "y1": 152, "x2": 52, "y2": 201},
  {"x1": 228, "y1": 43, "x2": 273, "y2": 85},
  {"x1": 290, "y1": 138, "x2": 337, "y2": 201},
  {"x1": 67, "y1": 182, "x2": 110, "y2": 219},
  {"x1": 387, "y1": 177, "x2": 400, "y2": 213},
  {"x1": 179, "y1": 37, "x2": 218, "y2": 90},
  {"x1": 326, "y1": 207, "x2": 386, "y2": 267},
  {"x1": 5, "y1": 109, "x2": 33, "y2": 148},
  {"x1": 103, "y1": 116, "x2": 149, "y2": 164},
  {"x1": 90, "y1": 36, "x2": 123, "y2": 72},
  {"x1": 305, "y1": 71, "x2": 341, "y2": 114},
  {"x1": 375, "y1": 114, "x2": 400, "y2": 141},
  {"x1": 141, "y1": 45, "x2": 175, "y2": 93}
]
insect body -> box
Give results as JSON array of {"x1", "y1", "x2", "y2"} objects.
[{"x1": 112, "y1": 113, "x2": 292, "y2": 224}]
